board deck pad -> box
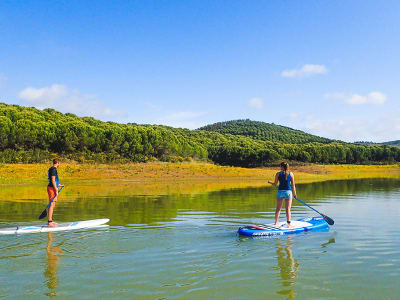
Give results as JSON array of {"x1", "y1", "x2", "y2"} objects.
[
  {"x1": 238, "y1": 217, "x2": 329, "y2": 237},
  {"x1": 267, "y1": 220, "x2": 312, "y2": 229},
  {"x1": 0, "y1": 219, "x2": 110, "y2": 235}
]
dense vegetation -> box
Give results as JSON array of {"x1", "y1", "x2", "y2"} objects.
[
  {"x1": 199, "y1": 119, "x2": 334, "y2": 144},
  {"x1": 1, "y1": 103, "x2": 400, "y2": 166}
]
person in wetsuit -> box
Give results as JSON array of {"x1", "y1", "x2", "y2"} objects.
[{"x1": 268, "y1": 162, "x2": 297, "y2": 227}]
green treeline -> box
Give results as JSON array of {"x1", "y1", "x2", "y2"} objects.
[
  {"x1": 1, "y1": 103, "x2": 400, "y2": 166},
  {"x1": 0, "y1": 103, "x2": 208, "y2": 163}
]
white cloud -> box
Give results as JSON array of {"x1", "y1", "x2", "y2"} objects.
[
  {"x1": 19, "y1": 84, "x2": 68, "y2": 107},
  {"x1": 154, "y1": 111, "x2": 207, "y2": 129},
  {"x1": 18, "y1": 84, "x2": 125, "y2": 120},
  {"x1": 324, "y1": 91, "x2": 387, "y2": 105},
  {"x1": 346, "y1": 94, "x2": 367, "y2": 105},
  {"x1": 367, "y1": 91, "x2": 386, "y2": 104},
  {"x1": 297, "y1": 115, "x2": 400, "y2": 142},
  {"x1": 288, "y1": 113, "x2": 298, "y2": 119},
  {"x1": 248, "y1": 97, "x2": 264, "y2": 109},
  {"x1": 281, "y1": 64, "x2": 328, "y2": 78},
  {"x1": 345, "y1": 91, "x2": 386, "y2": 105}
]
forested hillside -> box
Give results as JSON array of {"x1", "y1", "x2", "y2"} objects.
[
  {"x1": 383, "y1": 140, "x2": 400, "y2": 147},
  {"x1": 199, "y1": 119, "x2": 334, "y2": 144},
  {"x1": 1, "y1": 103, "x2": 400, "y2": 166}
]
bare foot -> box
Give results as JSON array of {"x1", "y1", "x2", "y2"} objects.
[{"x1": 48, "y1": 221, "x2": 58, "y2": 228}]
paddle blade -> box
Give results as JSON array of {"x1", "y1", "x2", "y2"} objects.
[
  {"x1": 38, "y1": 209, "x2": 47, "y2": 220},
  {"x1": 322, "y1": 214, "x2": 334, "y2": 225}
]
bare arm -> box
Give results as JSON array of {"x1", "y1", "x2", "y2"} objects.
[
  {"x1": 268, "y1": 172, "x2": 279, "y2": 186},
  {"x1": 291, "y1": 172, "x2": 297, "y2": 198}
]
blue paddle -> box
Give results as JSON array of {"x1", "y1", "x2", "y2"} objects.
[
  {"x1": 295, "y1": 197, "x2": 334, "y2": 225},
  {"x1": 39, "y1": 185, "x2": 64, "y2": 220}
]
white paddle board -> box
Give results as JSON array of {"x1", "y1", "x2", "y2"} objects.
[{"x1": 0, "y1": 218, "x2": 110, "y2": 235}]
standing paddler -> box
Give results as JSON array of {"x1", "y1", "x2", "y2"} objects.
[
  {"x1": 268, "y1": 162, "x2": 297, "y2": 228},
  {"x1": 47, "y1": 159, "x2": 62, "y2": 227}
]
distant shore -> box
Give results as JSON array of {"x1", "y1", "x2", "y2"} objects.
[
  {"x1": 1, "y1": 162, "x2": 399, "y2": 202},
  {"x1": 1, "y1": 162, "x2": 399, "y2": 185}
]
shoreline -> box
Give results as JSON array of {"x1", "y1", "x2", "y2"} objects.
[
  {"x1": 1, "y1": 162, "x2": 399, "y2": 185},
  {"x1": 0, "y1": 163, "x2": 399, "y2": 202}
]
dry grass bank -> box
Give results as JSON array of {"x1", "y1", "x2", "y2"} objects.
[
  {"x1": 0, "y1": 162, "x2": 399, "y2": 202},
  {"x1": 0, "y1": 162, "x2": 399, "y2": 185}
]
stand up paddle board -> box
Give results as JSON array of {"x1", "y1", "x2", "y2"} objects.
[
  {"x1": 0, "y1": 219, "x2": 110, "y2": 235},
  {"x1": 238, "y1": 217, "x2": 329, "y2": 237}
]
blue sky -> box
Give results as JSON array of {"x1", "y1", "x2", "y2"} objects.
[{"x1": 1, "y1": 0, "x2": 399, "y2": 142}]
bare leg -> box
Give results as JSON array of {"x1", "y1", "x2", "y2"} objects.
[
  {"x1": 48, "y1": 197, "x2": 58, "y2": 227},
  {"x1": 275, "y1": 198, "x2": 284, "y2": 225},
  {"x1": 285, "y1": 198, "x2": 293, "y2": 228}
]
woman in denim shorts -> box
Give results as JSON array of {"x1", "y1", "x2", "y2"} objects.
[{"x1": 268, "y1": 162, "x2": 297, "y2": 227}]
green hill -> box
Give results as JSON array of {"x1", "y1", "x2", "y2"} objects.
[
  {"x1": 383, "y1": 140, "x2": 400, "y2": 147},
  {"x1": 198, "y1": 119, "x2": 335, "y2": 144},
  {"x1": 1, "y1": 103, "x2": 400, "y2": 166}
]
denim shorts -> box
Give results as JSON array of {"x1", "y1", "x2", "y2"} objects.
[{"x1": 277, "y1": 190, "x2": 293, "y2": 200}]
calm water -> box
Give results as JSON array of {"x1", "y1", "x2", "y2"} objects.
[{"x1": 1, "y1": 179, "x2": 399, "y2": 299}]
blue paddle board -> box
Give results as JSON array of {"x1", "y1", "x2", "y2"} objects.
[{"x1": 238, "y1": 217, "x2": 329, "y2": 237}]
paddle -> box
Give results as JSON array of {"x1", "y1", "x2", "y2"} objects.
[
  {"x1": 294, "y1": 197, "x2": 334, "y2": 225},
  {"x1": 39, "y1": 185, "x2": 64, "y2": 220}
]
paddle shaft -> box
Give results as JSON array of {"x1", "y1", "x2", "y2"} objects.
[
  {"x1": 294, "y1": 197, "x2": 334, "y2": 225},
  {"x1": 39, "y1": 185, "x2": 64, "y2": 219},
  {"x1": 295, "y1": 197, "x2": 321, "y2": 214},
  {"x1": 46, "y1": 185, "x2": 64, "y2": 209}
]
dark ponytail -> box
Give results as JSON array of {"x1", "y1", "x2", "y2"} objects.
[{"x1": 280, "y1": 162, "x2": 289, "y2": 180}]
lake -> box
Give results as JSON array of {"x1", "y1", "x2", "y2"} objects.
[{"x1": 1, "y1": 178, "x2": 399, "y2": 299}]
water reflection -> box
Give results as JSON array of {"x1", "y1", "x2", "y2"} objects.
[
  {"x1": 273, "y1": 235, "x2": 335, "y2": 299},
  {"x1": 321, "y1": 237, "x2": 336, "y2": 249},
  {"x1": 1, "y1": 177, "x2": 398, "y2": 300},
  {"x1": 275, "y1": 237, "x2": 299, "y2": 299},
  {"x1": 44, "y1": 232, "x2": 62, "y2": 297},
  {"x1": 1, "y1": 178, "x2": 399, "y2": 226}
]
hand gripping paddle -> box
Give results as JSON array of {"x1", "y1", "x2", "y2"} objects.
[{"x1": 39, "y1": 185, "x2": 64, "y2": 220}]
